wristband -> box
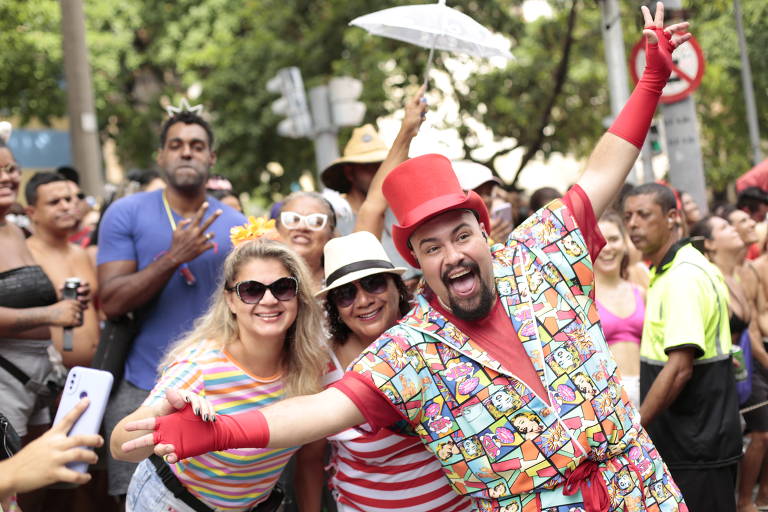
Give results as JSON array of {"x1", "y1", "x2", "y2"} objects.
[
  {"x1": 154, "y1": 404, "x2": 270, "y2": 460},
  {"x1": 608, "y1": 27, "x2": 675, "y2": 148}
]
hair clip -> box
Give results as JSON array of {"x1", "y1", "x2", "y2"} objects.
[
  {"x1": 230, "y1": 216, "x2": 282, "y2": 247},
  {"x1": 165, "y1": 98, "x2": 204, "y2": 118},
  {"x1": 0, "y1": 121, "x2": 12, "y2": 143}
]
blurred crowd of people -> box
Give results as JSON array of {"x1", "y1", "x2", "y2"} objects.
[
  {"x1": 4, "y1": 98, "x2": 768, "y2": 512},
  {"x1": 2, "y1": 36, "x2": 768, "y2": 512},
  {"x1": 2, "y1": 105, "x2": 767, "y2": 512}
]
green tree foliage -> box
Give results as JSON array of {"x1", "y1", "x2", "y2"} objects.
[
  {"x1": 0, "y1": 1, "x2": 65, "y2": 123},
  {"x1": 690, "y1": 0, "x2": 768, "y2": 191},
  {"x1": 458, "y1": 1, "x2": 609, "y2": 187},
  {"x1": 1, "y1": 1, "x2": 765, "y2": 199}
]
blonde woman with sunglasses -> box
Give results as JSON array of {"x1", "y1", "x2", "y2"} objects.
[
  {"x1": 111, "y1": 238, "x2": 328, "y2": 512},
  {"x1": 276, "y1": 191, "x2": 337, "y2": 291}
]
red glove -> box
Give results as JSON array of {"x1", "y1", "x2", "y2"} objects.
[
  {"x1": 153, "y1": 404, "x2": 270, "y2": 460},
  {"x1": 608, "y1": 26, "x2": 676, "y2": 148}
]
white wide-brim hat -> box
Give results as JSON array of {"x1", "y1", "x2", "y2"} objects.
[{"x1": 316, "y1": 231, "x2": 407, "y2": 297}]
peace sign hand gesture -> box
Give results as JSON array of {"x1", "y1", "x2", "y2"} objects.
[
  {"x1": 640, "y1": 2, "x2": 692, "y2": 84},
  {"x1": 167, "y1": 201, "x2": 222, "y2": 265}
]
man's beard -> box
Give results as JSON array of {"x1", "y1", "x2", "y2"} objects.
[
  {"x1": 442, "y1": 261, "x2": 495, "y2": 321},
  {"x1": 165, "y1": 164, "x2": 208, "y2": 191}
]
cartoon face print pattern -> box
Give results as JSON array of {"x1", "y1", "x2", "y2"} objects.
[{"x1": 351, "y1": 199, "x2": 686, "y2": 512}]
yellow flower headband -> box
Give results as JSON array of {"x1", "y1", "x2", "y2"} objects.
[{"x1": 230, "y1": 216, "x2": 281, "y2": 247}]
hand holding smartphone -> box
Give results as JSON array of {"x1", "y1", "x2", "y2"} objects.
[
  {"x1": 491, "y1": 201, "x2": 513, "y2": 224},
  {"x1": 52, "y1": 367, "x2": 113, "y2": 474}
]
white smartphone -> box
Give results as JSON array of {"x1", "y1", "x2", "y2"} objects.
[
  {"x1": 52, "y1": 366, "x2": 113, "y2": 474},
  {"x1": 492, "y1": 202, "x2": 513, "y2": 224}
]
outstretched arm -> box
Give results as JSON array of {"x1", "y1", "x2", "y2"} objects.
[
  {"x1": 577, "y1": 3, "x2": 691, "y2": 218},
  {"x1": 355, "y1": 85, "x2": 428, "y2": 237},
  {"x1": 111, "y1": 388, "x2": 212, "y2": 462},
  {"x1": 121, "y1": 387, "x2": 365, "y2": 464}
]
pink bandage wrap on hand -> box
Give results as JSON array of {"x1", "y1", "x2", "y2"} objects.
[
  {"x1": 608, "y1": 26, "x2": 675, "y2": 148},
  {"x1": 153, "y1": 404, "x2": 270, "y2": 460}
]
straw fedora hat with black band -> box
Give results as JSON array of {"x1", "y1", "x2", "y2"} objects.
[
  {"x1": 316, "y1": 231, "x2": 407, "y2": 297},
  {"x1": 321, "y1": 124, "x2": 389, "y2": 193},
  {"x1": 382, "y1": 154, "x2": 491, "y2": 269}
]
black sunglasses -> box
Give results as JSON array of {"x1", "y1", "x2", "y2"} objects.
[
  {"x1": 328, "y1": 274, "x2": 390, "y2": 308},
  {"x1": 226, "y1": 277, "x2": 298, "y2": 304}
]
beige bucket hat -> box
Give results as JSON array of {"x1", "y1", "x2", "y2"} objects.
[
  {"x1": 321, "y1": 124, "x2": 389, "y2": 193},
  {"x1": 316, "y1": 231, "x2": 407, "y2": 297}
]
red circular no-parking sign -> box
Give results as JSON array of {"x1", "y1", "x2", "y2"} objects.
[{"x1": 630, "y1": 35, "x2": 705, "y2": 104}]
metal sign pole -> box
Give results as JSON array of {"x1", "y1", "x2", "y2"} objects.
[
  {"x1": 308, "y1": 86, "x2": 340, "y2": 175},
  {"x1": 60, "y1": 0, "x2": 104, "y2": 196},
  {"x1": 733, "y1": 0, "x2": 763, "y2": 165},
  {"x1": 660, "y1": 0, "x2": 708, "y2": 213}
]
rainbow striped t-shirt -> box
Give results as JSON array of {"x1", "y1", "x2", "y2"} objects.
[{"x1": 144, "y1": 341, "x2": 298, "y2": 510}]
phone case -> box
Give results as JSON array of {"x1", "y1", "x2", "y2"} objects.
[
  {"x1": 52, "y1": 366, "x2": 114, "y2": 473},
  {"x1": 491, "y1": 203, "x2": 513, "y2": 224}
]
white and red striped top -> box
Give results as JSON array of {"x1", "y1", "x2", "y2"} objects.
[{"x1": 324, "y1": 353, "x2": 472, "y2": 512}]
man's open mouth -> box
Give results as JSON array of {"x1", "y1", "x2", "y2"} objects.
[{"x1": 444, "y1": 264, "x2": 479, "y2": 298}]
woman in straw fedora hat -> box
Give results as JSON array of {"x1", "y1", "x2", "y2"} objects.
[{"x1": 295, "y1": 230, "x2": 472, "y2": 512}]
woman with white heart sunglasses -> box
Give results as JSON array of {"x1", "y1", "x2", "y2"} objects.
[{"x1": 276, "y1": 191, "x2": 337, "y2": 291}]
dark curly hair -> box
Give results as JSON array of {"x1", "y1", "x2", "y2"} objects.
[
  {"x1": 160, "y1": 111, "x2": 214, "y2": 148},
  {"x1": 324, "y1": 274, "x2": 411, "y2": 344}
]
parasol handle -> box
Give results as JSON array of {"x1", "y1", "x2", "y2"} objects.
[
  {"x1": 424, "y1": 0, "x2": 444, "y2": 87},
  {"x1": 423, "y1": 44, "x2": 436, "y2": 89}
]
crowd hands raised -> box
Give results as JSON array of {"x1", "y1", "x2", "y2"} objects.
[{"x1": 2, "y1": 4, "x2": 766, "y2": 512}]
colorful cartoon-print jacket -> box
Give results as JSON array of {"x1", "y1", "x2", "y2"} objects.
[{"x1": 350, "y1": 199, "x2": 687, "y2": 512}]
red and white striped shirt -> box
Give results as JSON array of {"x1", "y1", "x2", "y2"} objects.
[{"x1": 324, "y1": 353, "x2": 472, "y2": 512}]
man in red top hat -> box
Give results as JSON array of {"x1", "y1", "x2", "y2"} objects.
[{"x1": 120, "y1": 5, "x2": 696, "y2": 511}]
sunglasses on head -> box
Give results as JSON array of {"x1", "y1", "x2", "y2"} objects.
[
  {"x1": 226, "y1": 276, "x2": 298, "y2": 304},
  {"x1": 328, "y1": 273, "x2": 390, "y2": 308},
  {"x1": 280, "y1": 211, "x2": 328, "y2": 231}
]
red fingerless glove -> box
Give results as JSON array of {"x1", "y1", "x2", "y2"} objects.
[
  {"x1": 154, "y1": 404, "x2": 270, "y2": 460},
  {"x1": 608, "y1": 27, "x2": 675, "y2": 148}
]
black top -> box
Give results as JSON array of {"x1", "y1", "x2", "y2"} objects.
[
  {"x1": 0, "y1": 266, "x2": 57, "y2": 309},
  {"x1": 729, "y1": 312, "x2": 750, "y2": 339}
]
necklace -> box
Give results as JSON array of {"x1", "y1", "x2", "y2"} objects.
[{"x1": 162, "y1": 191, "x2": 197, "y2": 286}]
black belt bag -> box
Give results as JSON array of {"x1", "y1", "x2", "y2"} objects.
[
  {"x1": 0, "y1": 354, "x2": 64, "y2": 405},
  {"x1": 148, "y1": 454, "x2": 284, "y2": 512}
]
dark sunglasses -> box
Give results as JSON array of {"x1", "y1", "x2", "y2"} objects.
[
  {"x1": 226, "y1": 277, "x2": 298, "y2": 304},
  {"x1": 328, "y1": 274, "x2": 390, "y2": 308}
]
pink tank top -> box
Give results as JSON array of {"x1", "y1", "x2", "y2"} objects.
[{"x1": 596, "y1": 285, "x2": 644, "y2": 346}]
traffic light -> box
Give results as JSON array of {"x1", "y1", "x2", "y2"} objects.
[
  {"x1": 649, "y1": 122, "x2": 662, "y2": 155},
  {"x1": 328, "y1": 77, "x2": 366, "y2": 127},
  {"x1": 266, "y1": 67, "x2": 313, "y2": 139}
]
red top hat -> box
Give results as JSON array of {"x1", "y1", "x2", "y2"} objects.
[{"x1": 383, "y1": 154, "x2": 491, "y2": 268}]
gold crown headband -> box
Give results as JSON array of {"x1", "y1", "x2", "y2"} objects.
[
  {"x1": 230, "y1": 216, "x2": 281, "y2": 247},
  {"x1": 165, "y1": 98, "x2": 204, "y2": 118}
]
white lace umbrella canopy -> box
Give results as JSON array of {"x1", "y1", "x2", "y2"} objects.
[{"x1": 350, "y1": 0, "x2": 513, "y2": 84}]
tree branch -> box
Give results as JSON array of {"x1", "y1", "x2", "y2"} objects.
[{"x1": 511, "y1": 0, "x2": 580, "y2": 189}]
